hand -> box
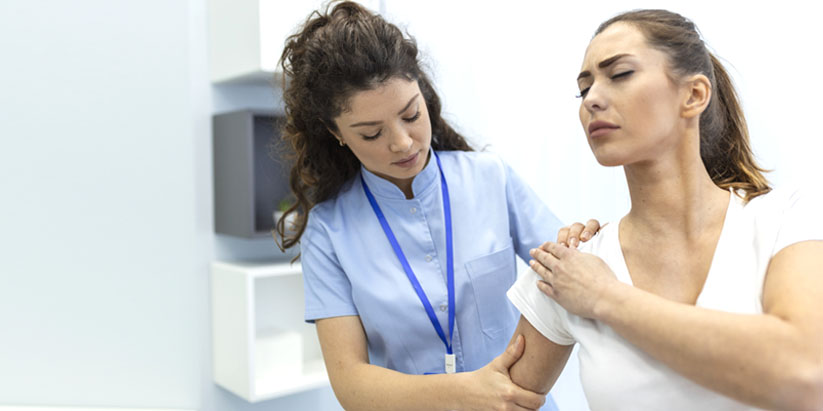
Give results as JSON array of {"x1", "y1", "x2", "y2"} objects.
[
  {"x1": 460, "y1": 335, "x2": 546, "y2": 411},
  {"x1": 529, "y1": 241, "x2": 620, "y2": 319},
  {"x1": 556, "y1": 219, "x2": 601, "y2": 248}
]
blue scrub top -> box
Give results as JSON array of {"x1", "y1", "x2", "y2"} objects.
[{"x1": 301, "y1": 149, "x2": 563, "y2": 405}]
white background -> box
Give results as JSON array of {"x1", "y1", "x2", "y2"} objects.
[{"x1": 0, "y1": 1, "x2": 820, "y2": 410}]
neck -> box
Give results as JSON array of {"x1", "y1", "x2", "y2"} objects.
[
  {"x1": 388, "y1": 150, "x2": 432, "y2": 199},
  {"x1": 397, "y1": 180, "x2": 414, "y2": 199},
  {"x1": 622, "y1": 138, "x2": 729, "y2": 238}
]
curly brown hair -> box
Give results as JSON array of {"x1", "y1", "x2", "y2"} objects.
[
  {"x1": 274, "y1": 1, "x2": 472, "y2": 251},
  {"x1": 596, "y1": 10, "x2": 771, "y2": 202}
]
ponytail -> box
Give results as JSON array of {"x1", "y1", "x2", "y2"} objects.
[{"x1": 700, "y1": 53, "x2": 771, "y2": 201}]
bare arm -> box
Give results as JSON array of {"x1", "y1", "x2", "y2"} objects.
[
  {"x1": 316, "y1": 315, "x2": 546, "y2": 411},
  {"x1": 534, "y1": 240, "x2": 823, "y2": 410},
  {"x1": 508, "y1": 316, "x2": 574, "y2": 395}
]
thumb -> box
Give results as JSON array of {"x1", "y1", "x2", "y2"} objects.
[{"x1": 495, "y1": 334, "x2": 525, "y2": 369}]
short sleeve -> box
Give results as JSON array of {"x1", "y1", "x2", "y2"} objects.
[
  {"x1": 507, "y1": 268, "x2": 576, "y2": 345},
  {"x1": 772, "y1": 189, "x2": 823, "y2": 257},
  {"x1": 301, "y1": 213, "x2": 359, "y2": 323},
  {"x1": 503, "y1": 161, "x2": 565, "y2": 262}
]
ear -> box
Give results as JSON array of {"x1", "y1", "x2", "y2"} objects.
[
  {"x1": 325, "y1": 124, "x2": 346, "y2": 146},
  {"x1": 681, "y1": 74, "x2": 711, "y2": 119}
]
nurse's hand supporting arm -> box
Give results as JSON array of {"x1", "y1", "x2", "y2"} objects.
[
  {"x1": 317, "y1": 315, "x2": 546, "y2": 411},
  {"x1": 508, "y1": 316, "x2": 574, "y2": 394}
]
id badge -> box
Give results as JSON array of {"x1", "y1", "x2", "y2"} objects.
[{"x1": 445, "y1": 353, "x2": 456, "y2": 374}]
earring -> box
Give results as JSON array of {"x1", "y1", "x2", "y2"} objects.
[{"x1": 338, "y1": 139, "x2": 345, "y2": 147}]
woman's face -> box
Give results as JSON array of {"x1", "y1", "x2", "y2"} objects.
[
  {"x1": 577, "y1": 22, "x2": 687, "y2": 167},
  {"x1": 332, "y1": 77, "x2": 432, "y2": 188}
]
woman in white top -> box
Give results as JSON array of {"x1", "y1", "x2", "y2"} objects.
[{"x1": 506, "y1": 9, "x2": 823, "y2": 411}]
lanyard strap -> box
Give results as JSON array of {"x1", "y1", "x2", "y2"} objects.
[{"x1": 360, "y1": 151, "x2": 455, "y2": 355}]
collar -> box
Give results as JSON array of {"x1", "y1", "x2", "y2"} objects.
[{"x1": 359, "y1": 148, "x2": 440, "y2": 200}]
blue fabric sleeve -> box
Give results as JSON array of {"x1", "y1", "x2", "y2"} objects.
[
  {"x1": 503, "y1": 160, "x2": 565, "y2": 262},
  {"x1": 301, "y1": 212, "x2": 359, "y2": 323}
]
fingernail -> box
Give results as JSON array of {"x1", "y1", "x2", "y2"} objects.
[
  {"x1": 529, "y1": 248, "x2": 536, "y2": 256},
  {"x1": 582, "y1": 231, "x2": 591, "y2": 240},
  {"x1": 571, "y1": 238, "x2": 579, "y2": 247}
]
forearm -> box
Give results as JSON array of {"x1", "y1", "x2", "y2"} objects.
[
  {"x1": 328, "y1": 362, "x2": 468, "y2": 411},
  {"x1": 598, "y1": 284, "x2": 821, "y2": 410},
  {"x1": 508, "y1": 316, "x2": 572, "y2": 395}
]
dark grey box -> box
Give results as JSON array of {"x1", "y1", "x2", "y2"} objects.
[{"x1": 212, "y1": 110, "x2": 290, "y2": 238}]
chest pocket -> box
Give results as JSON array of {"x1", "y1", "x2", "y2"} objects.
[{"x1": 465, "y1": 245, "x2": 517, "y2": 339}]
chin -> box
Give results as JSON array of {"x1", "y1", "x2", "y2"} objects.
[{"x1": 591, "y1": 148, "x2": 628, "y2": 167}]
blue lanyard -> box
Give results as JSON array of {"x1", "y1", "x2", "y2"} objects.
[{"x1": 360, "y1": 152, "x2": 455, "y2": 358}]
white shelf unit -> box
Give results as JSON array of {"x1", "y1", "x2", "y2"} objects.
[
  {"x1": 211, "y1": 261, "x2": 328, "y2": 402},
  {"x1": 207, "y1": 0, "x2": 382, "y2": 84}
]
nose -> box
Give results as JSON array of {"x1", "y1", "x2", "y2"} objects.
[
  {"x1": 388, "y1": 125, "x2": 414, "y2": 153},
  {"x1": 582, "y1": 84, "x2": 607, "y2": 113}
]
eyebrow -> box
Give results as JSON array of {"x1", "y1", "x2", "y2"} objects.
[
  {"x1": 577, "y1": 53, "x2": 632, "y2": 81},
  {"x1": 349, "y1": 93, "x2": 420, "y2": 128}
]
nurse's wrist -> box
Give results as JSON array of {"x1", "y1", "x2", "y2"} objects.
[{"x1": 445, "y1": 371, "x2": 472, "y2": 409}]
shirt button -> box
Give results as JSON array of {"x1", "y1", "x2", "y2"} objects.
[
  {"x1": 425, "y1": 255, "x2": 433, "y2": 262},
  {"x1": 410, "y1": 207, "x2": 417, "y2": 214},
  {"x1": 439, "y1": 304, "x2": 448, "y2": 312}
]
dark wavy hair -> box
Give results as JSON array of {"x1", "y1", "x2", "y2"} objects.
[
  {"x1": 596, "y1": 10, "x2": 770, "y2": 201},
  {"x1": 274, "y1": 1, "x2": 472, "y2": 251}
]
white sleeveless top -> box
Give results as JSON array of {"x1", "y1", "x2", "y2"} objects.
[{"x1": 507, "y1": 188, "x2": 823, "y2": 411}]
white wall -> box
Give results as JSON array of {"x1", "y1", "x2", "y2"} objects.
[
  {"x1": 1, "y1": 1, "x2": 820, "y2": 411},
  {"x1": 0, "y1": 0, "x2": 203, "y2": 408}
]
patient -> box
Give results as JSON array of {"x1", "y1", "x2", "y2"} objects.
[{"x1": 506, "y1": 9, "x2": 823, "y2": 411}]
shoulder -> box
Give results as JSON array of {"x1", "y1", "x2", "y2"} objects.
[
  {"x1": 742, "y1": 186, "x2": 799, "y2": 214},
  {"x1": 739, "y1": 186, "x2": 822, "y2": 228},
  {"x1": 436, "y1": 149, "x2": 514, "y2": 187},
  {"x1": 746, "y1": 186, "x2": 823, "y2": 252},
  {"x1": 437, "y1": 149, "x2": 507, "y2": 172},
  {"x1": 305, "y1": 177, "x2": 361, "y2": 236}
]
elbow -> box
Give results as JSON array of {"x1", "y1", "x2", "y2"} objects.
[
  {"x1": 780, "y1": 361, "x2": 823, "y2": 411},
  {"x1": 797, "y1": 363, "x2": 823, "y2": 411}
]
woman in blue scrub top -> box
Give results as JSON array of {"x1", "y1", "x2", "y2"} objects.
[{"x1": 274, "y1": 2, "x2": 598, "y2": 410}]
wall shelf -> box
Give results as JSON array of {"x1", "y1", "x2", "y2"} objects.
[
  {"x1": 211, "y1": 261, "x2": 328, "y2": 402},
  {"x1": 212, "y1": 109, "x2": 290, "y2": 239}
]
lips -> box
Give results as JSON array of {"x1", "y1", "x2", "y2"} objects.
[
  {"x1": 588, "y1": 120, "x2": 620, "y2": 138},
  {"x1": 393, "y1": 151, "x2": 419, "y2": 168}
]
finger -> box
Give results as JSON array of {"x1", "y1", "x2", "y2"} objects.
[
  {"x1": 531, "y1": 247, "x2": 560, "y2": 272},
  {"x1": 546, "y1": 241, "x2": 572, "y2": 259},
  {"x1": 555, "y1": 226, "x2": 570, "y2": 246},
  {"x1": 537, "y1": 280, "x2": 555, "y2": 298},
  {"x1": 496, "y1": 334, "x2": 525, "y2": 369},
  {"x1": 529, "y1": 258, "x2": 554, "y2": 284},
  {"x1": 511, "y1": 385, "x2": 548, "y2": 410},
  {"x1": 581, "y1": 219, "x2": 600, "y2": 242},
  {"x1": 566, "y1": 222, "x2": 585, "y2": 248}
]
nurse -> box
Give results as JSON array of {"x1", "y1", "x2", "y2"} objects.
[{"x1": 274, "y1": 2, "x2": 598, "y2": 410}]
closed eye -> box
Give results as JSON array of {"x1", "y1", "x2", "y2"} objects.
[
  {"x1": 363, "y1": 130, "x2": 382, "y2": 140},
  {"x1": 577, "y1": 71, "x2": 634, "y2": 99},
  {"x1": 403, "y1": 111, "x2": 421, "y2": 123},
  {"x1": 611, "y1": 70, "x2": 634, "y2": 80}
]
